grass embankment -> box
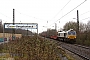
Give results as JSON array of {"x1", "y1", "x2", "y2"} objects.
[
  {"x1": 0, "y1": 53, "x2": 14, "y2": 60},
  {"x1": 1, "y1": 35, "x2": 75, "y2": 60},
  {"x1": 4, "y1": 36, "x2": 61, "y2": 60}
]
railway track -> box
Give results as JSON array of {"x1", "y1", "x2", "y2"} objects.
[
  {"x1": 74, "y1": 44, "x2": 90, "y2": 49},
  {"x1": 43, "y1": 37, "x2": 90, "y2": 60},
  {"x1": 58, "y1": 41, "x2": 90, "y2": 60}
]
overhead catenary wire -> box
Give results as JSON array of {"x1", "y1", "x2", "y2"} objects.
[
  {"x1": 50, "y1": 0, "x2": 72, "y2": 20},
  {"x1": 80, "y1": 11, "x2": 90, "y2": 16},
  {"x1": 48, "y1": 0, "x2": 72, "y2": 28},
  {"x1": 79, "y1": 11, "x2": 90, "y2": 21},
  {"x1": 49, "y1": 0, "x2": 87, "y2": 27},
  {"x1": 15, "y1": 9, "x2": 48, "y2": 21},
  {"x1": 80, "y1": 17, "x2": 90, "y2": 21},
  {"x1": 0, "y1": 12, "x2": 12, "y2": 24},
  {"x1": 73, "y1": 11, "x2": 90, "y2": 21},
  {"x1": 0, "y1": 12, "x2": 12, "y2": 20}
]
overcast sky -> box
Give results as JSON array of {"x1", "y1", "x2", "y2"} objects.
[{"x1": 0, "y1": 0, "x2": 90, "y2": 33}]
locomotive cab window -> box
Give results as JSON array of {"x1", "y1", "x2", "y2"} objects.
[
  {"x1": 58, "y1": 33, "x2": 60, "y2": 36},
  {"x1": 68, "y1": 31, "x2": 76, "y2": 35},
  {"x1": 64, "y1": 33, "x2": 67, "y2": 37}
]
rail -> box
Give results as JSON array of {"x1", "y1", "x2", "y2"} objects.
[{"x1": 58, "y1": 42, "x2": 90, "y2": 60}]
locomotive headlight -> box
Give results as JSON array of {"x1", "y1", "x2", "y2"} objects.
[
  {"x1": 75, "y1": 36, "x2": 76, "y2": 38},
  {"x1": 68, "y1": 36, "x2": 69, "y2": 38}
]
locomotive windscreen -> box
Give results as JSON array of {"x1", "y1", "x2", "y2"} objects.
[{"x1": 68, "y1": 31, "x2": 76, "y2": 35}]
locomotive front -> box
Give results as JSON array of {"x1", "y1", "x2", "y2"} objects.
[{"x1": 66, "y1": 29, "x2": 76, "y2": 42}]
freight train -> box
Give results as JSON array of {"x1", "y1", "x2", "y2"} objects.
[{"x1": 40, "y1": 29, "x2": 76, "y2": 43}]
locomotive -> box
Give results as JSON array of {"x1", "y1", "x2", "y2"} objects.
[{"x1": 57, "y1": 29, "x2": 76, "y2": 43}]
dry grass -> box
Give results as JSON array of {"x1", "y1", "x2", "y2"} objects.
[{"x1": 6, "y1": 36, "x2": 61, "y2": 60}]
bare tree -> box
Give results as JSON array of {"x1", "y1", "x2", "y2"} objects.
[
  {"x1": 87, "y1": 21, "x2": 90, "y2": 32},
  {"x1": 63, "y1": 21, "x2": 77, "y2": 31},
  {"x1": 79, "y1": 22, "x2": 86, "y2": 32}
]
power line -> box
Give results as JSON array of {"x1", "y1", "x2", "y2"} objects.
[
  {"x1": 49, "y1": 0, "x2": 87, "y2": 26},
  {"x1": 49, "y1": 0, "x2": 71, "y2": 22},
  {"x1": 15, "y1": 9, "x2": 48, "y2": 21},
  {"x1": 80, "y1": 11, "x2": 90, "y2": 16},
  {"x1": 0, "y1": 12, "x2": 12, "y2": 24},
  {"x1": 80, "y1": 17, "x2": 90, "y2": 21},
  {"x1": 52, "y1": 0, "x2": 71, "y2": 19},
  {"x1": 0, "y1": 12, "x2": 12, "y2": 19}
]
